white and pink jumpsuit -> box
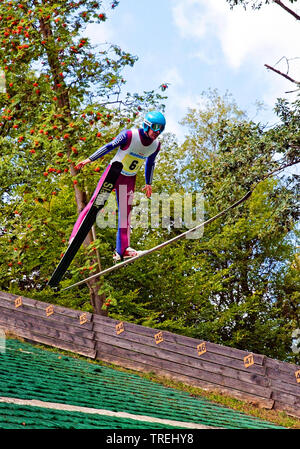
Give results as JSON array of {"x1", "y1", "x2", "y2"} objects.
[{"x1": 70, "y1": 128, "x2": 161, "y2": 257}]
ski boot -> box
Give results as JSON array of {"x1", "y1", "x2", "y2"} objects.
[{"x1": 113, "y1": 247, "x2": 147, "y2": 263}]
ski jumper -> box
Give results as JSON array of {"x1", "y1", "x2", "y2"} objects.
[{"x1": 70, "y1": 128, "x2": 161, "y2": 257}]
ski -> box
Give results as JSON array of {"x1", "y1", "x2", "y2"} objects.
[
  {"x1": 48, "y1": 161, "x2": 123, "y2": 287},
  {"x1": 62, "y1": 190, "x2": 253, "y2": 291}
]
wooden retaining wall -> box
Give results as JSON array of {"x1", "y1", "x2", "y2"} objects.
[
  {"x1": 0, "y1": 291, "x2": 96, "y2": 359},
  {"x1": 0, "y1": 291, "x2": 299, "y2": 418}
]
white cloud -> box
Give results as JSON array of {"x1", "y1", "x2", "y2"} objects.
[
  {"x1": 189, "y1": 50, "x2": 217, "y2": 66},
  {"x1": 171, "y1": 0, "x2": 299, "y2": 70},
  {"x1": 85, "y1": 21, "x2": 115, "y2": 44},
  {"x1": 172, "y1": 0, "x2": 209, "y2": 39},
  {"x1": 162, "y1": 67, "x2": 184, "y2": 87},
  {"x1": 170, "y1": 0, "x2": 300, "y2": 122}
]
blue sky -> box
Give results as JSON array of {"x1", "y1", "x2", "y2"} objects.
[{"x1": 86, "y1": 0, "x2": 299, "y2": 149}]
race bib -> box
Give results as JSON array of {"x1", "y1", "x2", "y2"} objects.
[{"x1": 122, "y1": 154, "x2": 144, "y2": 173}]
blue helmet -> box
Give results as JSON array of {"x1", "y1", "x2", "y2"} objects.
[{"x1": 143, "y1": 110, "x2": 166, "y2": 134}]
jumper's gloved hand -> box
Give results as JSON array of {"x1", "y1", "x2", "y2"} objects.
[
  {"x1": 75, "y1": 158, "x2": 91, "y2": 170},
  {"x1": 142, "y1": 184, "x2": 152, "y2": 198}
]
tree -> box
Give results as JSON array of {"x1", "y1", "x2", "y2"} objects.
[
  {"x1": 177, "y1": 90, "x2": 299, "y2": 361},
  {"x1": 102, "y1": 89, "x2": 299, "y2": 362},
  {"x1": 0, "y1": 0, "x2": 166, "y2": 313}
]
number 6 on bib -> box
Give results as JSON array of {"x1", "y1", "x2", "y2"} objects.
[{"x1": 122, "y1": 154, "x2": 144, "y2": 174}]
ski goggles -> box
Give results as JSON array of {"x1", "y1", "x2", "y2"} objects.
[{"x1": 145, "y1": 120, "x2": 164, "y2": 133}]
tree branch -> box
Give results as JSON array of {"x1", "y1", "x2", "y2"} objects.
[
  {"x1": 264, "y1": 64, "x2": 300, "y2": 84},
  {"x1": 273, "y1": 0, "x2": 300, "y2": 20},
  {"x1": 262, "y1": 159, "x2": 300, "y2": 183}
]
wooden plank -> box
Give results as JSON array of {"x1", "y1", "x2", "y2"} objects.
[
  {"x1": 265, "y1": 357, "x2": 299, "y2": 376},
  {"x1": 1, "y1": 323, "x2": 96, "y2": 358},
  {"x1": 0, "y1": 291, "x2": 93, "y2": 322},
  {"x1": 94, "y1": 313, "x2": 267, "y2": 366},
  {"x1": 93, "y1": 321, "x2": 265, "y2": 374},
  {"x1": 0, "y1": 294, "x2": 93, "y2": 326},
  {"x1": 95, "y1": 340, "x2": 272, "y2": 398},
  {"x1": 93, "y1": 315, "x2": 265, "y2": 365},
  {"x1": 162, "y1": 332, "x2": 265, "y2": 365},
  {"x1": 0, "y1": 307, "x2": 94, "y2": 342},
  {"x1": 95, "y1": 330, "x2": 268, "y2": 386},
  {"x1": 267, "y1": 366, "x2": 300, "y2": 387},
  {"x1": 0, "y1": 313, "x2": 94, "y2": 349},
  {"x1": 95, "y1": 336, "x2": 269, "y2": 392},
  {"x1": 269, "y1": 378, "x2": 300, "y2": 397},
  {"x1": 271, "y1": 389, "x2": 300, "y2": 408},
  {"x1": 272, "y1": 401, "x2": 300, "y2": 418},
  {"x1": 96, "y1": 324, "x2": 266, "y2": 375},
  {"x1": 266, "y1": 358, "x2": 300, "y2": 383},
  {"x1": 0, "y1": 296, "x2": 93, "y2": 330},
  {"x1": 0, "y1": 309, "x2": 95, "y2": 349},
  {"x1": 95, "y1": 348, "x2": 274, "y2": 409}
]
